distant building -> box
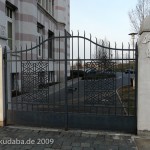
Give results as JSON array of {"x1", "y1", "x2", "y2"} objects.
[{"x1": 0, "y1": 0, "x2": 70, "y2": 91}]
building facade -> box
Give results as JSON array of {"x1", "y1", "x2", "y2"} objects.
[
  {"x1": 0, "y1": 0, "x2": 70, "y2": 47},
  {"x1": 0, "y1": 0, "x2": 70, "y2": 91}
]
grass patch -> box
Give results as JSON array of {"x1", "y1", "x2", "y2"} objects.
[{"x1": 118, "y1": 85, "x2": 135, "y2": 115}]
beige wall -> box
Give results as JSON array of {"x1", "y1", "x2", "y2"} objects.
[{"x1": 138, "y1": 16, "x2": 150, "y2": 135}]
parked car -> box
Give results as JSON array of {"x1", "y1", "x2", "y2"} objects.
[
  {"x1": 85, "y1": 68, "x2": 97, "y2": 74},
  {"x1": 125, "y1": 69, "x2": 135, "y2": 74},
  {"x1": 70, "y1": 70, "x2": 84, "y2": 78}
]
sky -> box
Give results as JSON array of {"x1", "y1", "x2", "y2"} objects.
[{"x1": 70, "y1": 0, "x2": 138, "y2": 48}]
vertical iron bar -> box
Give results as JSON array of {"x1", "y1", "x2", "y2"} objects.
[
  {"x1": 128, "y1": 43, "x2": 131, "y2": 116},
  {"x1": 71, "y1": 31, "x2": 74, "y2": 111},
  {"x1": 121, "y1": 43, "x2": 124, "y2": 115},
  {"x1": 109, "y1": 42, "x2": 110, "y2": 59},
  {"x1": 90, "y1": 34, "x2": 92, "y2": 113},
  {"x1": 48, "y1": 37, "x2": 50, "y2": 112},
  {"x1": 31, "y1": 42, "x2": 33, "y2": 60},
  {"x1": 108, "y1": 42, "x2": 111, "y2": 115},
  {"x1": 10, "y1": 44, "x2": 14, "y2": 123},
  {"x1": 115, "y1": 42, "x2": 117, "y2": 115},
  {"x1": 36, "y1": 38, "x2": 38, "y2": 60},
  {"x1": 64, "y1": 29, "x2": 68, "y2": 130},
  {"x1": 42, "y1": 36, "x2": 44, "y2": 60},
  {"x1": 135, "y1": 43, "x2": 138, "y2": 133},
  {"x1": 95, "y1": 38, "x2": 98, "y2": 115},
  {"x1": 4, "y1": 47, "x2": 7, "y2": 125},
  {"x1": 21, "y1": 46, "x2": 23, "y2": 111},
  {"x1": 102, "y1": 40, "x2": 104, "y2": 114},
  {"x1": 26, "y1": 44, "x2": 27, "y2": 61},
  {"x1": 31, "y1": 42, "x2": 33, "y2": 111},
  {"x1": 39, "y1": 36, "x2": 41, "y2": 58},
  {"x1": 59, "y1": 31, "x2": 61, "y2": 107},
  {"x1": 26, "y1": 44, "x2": 28, "y2": 111},
  {"x1": 90, "y1": 34, "x2": 92, "y2": 59},
  {"x1": 15, "y1": 47, "x2": 18, "y2": 111},
  {"x1": 77, "y1": 31, "x2": 80, "y2": 112},
  {"x1": 96, "y1": 38, "x2": 97, "y2": 60},
  {"x1": 53, "y1": 38, "x2": 55, "y2": 112},
  {"x1": 84, "y1": 31, "x2": 86, "y2": 113}
]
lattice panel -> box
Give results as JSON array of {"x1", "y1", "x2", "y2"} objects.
[
  {"x1": 21, "y1": 61, "x2": 49, "y2": 103},
  {"x1": 85, "y1": 91, "x2": 116, "y2": 105},
  {"x1": 85, "y1": 61, "x2": 115, "y2": 105},
  {"x1": 21, "y1": 91, "x2": 49, "y2": 104}
]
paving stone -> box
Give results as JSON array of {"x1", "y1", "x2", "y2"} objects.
[
  {"x1": 81, "y1": 142, "x2": 91, "y2": 147},
  {"x1": 118, "y1": 146, "x2": 129, "y2": 150},
  {"x1": 74, "y1": 132, "x2": 81, "y2": 137},
  {"x1": 61, "y1": 146, "x2": 72, "y2": 149},
  {"x1": 72, "y1": 147, "x2": 82, "y2": 150},
  {"x1": 82, "y1": 148, "x2": 94, "y2": 150},
  {"x1": 81, "y1": 133, "x2": 90, "y2": 137},
  {"x1": 52, "y1": 143, "x2": 62, "y2": 149},
  {"x1": 90, "y1": 134, "x2": 97, "y2": 138},
  {"x1": 105, "y1": 140, "x2": 114, "y2": 146},
  {"x1": 72, "y1": 142, "x2": 81, "y2": 147},
  {"x1": 107, "y1": 145, "x2": 118, "y2": 150},
  {"x1": 94, "y1": 145, "x2": 108, "y2": 150},
  {"x1": 62, "y1": 141, "x2": 72, "y2": 146},
  {"x1": 0, "y1": 127, "x2": 138, "y2": 150},
  {"x1": 96, "y1": 135, "x2": 105, "y2": 141},
  {"x1": 94, "y1": 140, "x2": 104, "y2": 145},
  {"x1": 44, "y1": 148, "x2": 53, "y2": 150}
]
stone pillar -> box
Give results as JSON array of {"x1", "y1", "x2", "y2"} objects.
[
  {"x1": 0, "y1": 0, "x2": 7, "y2": 126},
  {"x1": 0, "y1": 45, "x2": 5, "y2": 126},
  {"x1": 138, "y1": 16, "x2": 150, "y2": 135}
]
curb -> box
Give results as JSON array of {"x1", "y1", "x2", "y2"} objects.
[{"x1": 116, "y1": 86, "x2": 128, "y2": 115}]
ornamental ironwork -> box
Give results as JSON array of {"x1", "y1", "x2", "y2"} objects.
[{"x1": 21, "y1": 61, "x2": 49, "y2": 103}]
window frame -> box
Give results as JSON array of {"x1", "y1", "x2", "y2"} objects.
[
  {"x1": 6, "y1": 6, "x2": 15, "y2": 51},
  {"x1": 37, "y1": 0, "x2": 54, "y2": 16},
  {"x1": 37, "y1": 23, "x2": 44, "y2": 57},
  {"x1": 11, "y1": 73, "x2": 19, "y2": 91},
  {"x1": 48, "y1": 30, "x2": 54, "y2": 59}
]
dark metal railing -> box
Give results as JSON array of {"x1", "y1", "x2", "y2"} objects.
[{"x1": 4, "y1": 30, "x2": 138, "y2": 133}]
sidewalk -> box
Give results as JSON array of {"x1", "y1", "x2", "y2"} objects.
[
  {"x1": 0, "y1": 126, "x2": 139, "y2": 150},
  {"x1": 135, "y1": 137, "x2": 150, "y2": 150}
]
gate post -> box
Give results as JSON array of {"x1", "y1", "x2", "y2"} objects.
[
  {"x1": 0, "y1": 45, "x2": 5, "y2": 126},
  {"x1": 138, "y1": 16, "x2": 150, "y2": 135}
]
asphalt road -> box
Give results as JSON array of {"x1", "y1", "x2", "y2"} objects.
[
  {"x1": 37, "y1": 72, "x2": 132, "y2": 115},
  {"x1": 12, "y1": 72, "x2": 133, "y2": 115}
]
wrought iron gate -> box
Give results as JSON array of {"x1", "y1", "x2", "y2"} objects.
[{"x1": 5, "y1": 31, "x2": 138, "y2": 133}]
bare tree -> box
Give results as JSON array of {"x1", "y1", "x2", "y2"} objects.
[
  {"x1": 128, "y1": 0, "x2": 150, "y2": 33},
  {"x1": 75, "y1": 57, "x2": 83, "y2": 69},
  {"x1": 93, "y1": 39, "x2": 113, "y2": 70}
]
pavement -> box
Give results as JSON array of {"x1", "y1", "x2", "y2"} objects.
[{"x1": 0, "y1": 126, "x2": 149, "y2": 150}]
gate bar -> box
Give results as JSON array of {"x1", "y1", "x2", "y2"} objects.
[{"x1": 64, "y1": 30, "x2": 68, "y2": 130}]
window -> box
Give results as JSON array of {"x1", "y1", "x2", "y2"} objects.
[
  {"x1": 38, "y1": 71, "x2": 46, "y2": 84},
  {"x1": 6, "y1": 6, "x2": 14, "y2": 51},
  {"x1": 11, "y1": 73, "x2": 19, "y2": 91},
  {"x1": 37, "y1": 23, "x2": 44, "y2": 57},
  {"x1": 7, "y1": 22, "x2": 12, "y2": 50},
  {"x1": 48, "y1": 71, "x2": 54, "y2": 82},
  {"x1": 52, "y1": 0, "x2": 54, "y2": 16},
  {"x1": 48, "y1": 30, "x2": 54, "y2": 58},
  {"x1": 37, "y1": 0, "x2": 54, "y2": 16}
]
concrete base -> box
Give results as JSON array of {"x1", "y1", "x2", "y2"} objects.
[
  {"x1": 135, "y1": 138, "x2": 150, "y2": 150},
  {"x1": 138, "y1": 130, "x2": 150, "y2": 137},
  {"x1": 0, "y1": 121, "x2": 5, "y2": 127}
]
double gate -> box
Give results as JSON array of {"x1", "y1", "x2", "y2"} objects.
[{"x1": 4, "y1": 31, "x2": 138, "y2": 133}]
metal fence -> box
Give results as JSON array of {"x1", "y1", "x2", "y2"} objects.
[{"x1": 4, "y1": 30, "x2": 138, "y2": 133}]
